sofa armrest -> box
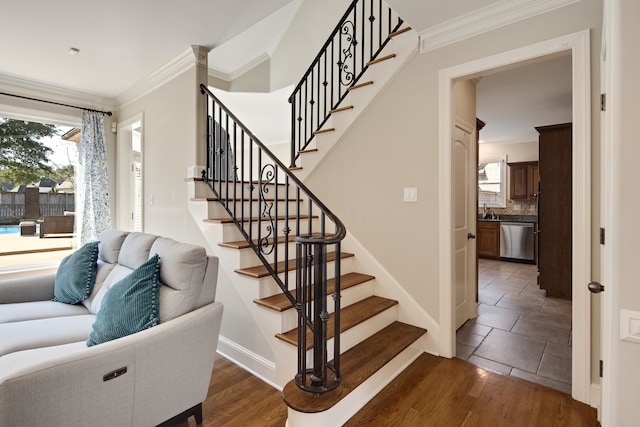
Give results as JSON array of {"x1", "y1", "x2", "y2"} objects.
[
  {"x1": 0, "y1": 274, "x2": 55, "y2": 303},
  {"x1": 0, "y1": 301, "x2": 224, "y2": 427}
]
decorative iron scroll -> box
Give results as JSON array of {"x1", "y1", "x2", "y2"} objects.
[
  {"x1": 339, "y1": 20, "x2": 356, "y2": 87},
  {"x1": 258, "y1": 164, "x2": 276, "y2": 255}
]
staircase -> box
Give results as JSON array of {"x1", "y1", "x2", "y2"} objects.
[
  {"x1": 288, "y1": 11, "x2": 417, "y2": 180},
  {"x1": 187, "y1": 1, "x2": 432, "y2": 425}
]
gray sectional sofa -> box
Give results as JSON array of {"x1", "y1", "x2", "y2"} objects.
[{"x1": 0, "y1": 229, "x2": 224, "y2": 427}]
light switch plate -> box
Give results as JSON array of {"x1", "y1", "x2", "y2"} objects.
[
  {"x1": 620, "y1": 309, "x2": 640, "y2": 344},
  {"x1": 403, "y1": 187, "x2": 418, "y2": 203}
]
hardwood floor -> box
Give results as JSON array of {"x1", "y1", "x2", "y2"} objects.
[{"x1": 177, "y1": 353, "x2": 598, "y2": 427}]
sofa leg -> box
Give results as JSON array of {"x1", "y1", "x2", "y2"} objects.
[
  {"x1": 156, "y1": 402, "x2": 203, "y2": 426},
  {"x1": 193, "y1": 402, "x2": 203, "y2": 424}
]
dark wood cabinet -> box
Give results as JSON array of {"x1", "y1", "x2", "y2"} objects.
[
  {"x1": 478, "y1": 220, "x2": 500, "y2": 259},
  {"x1": 537, "y1": 123, "x2": 572, "y2": 299},
  {"x1": 509, "y1": 161, "x2": 539, "y2": 200}
]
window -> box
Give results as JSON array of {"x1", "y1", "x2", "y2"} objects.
[{"x1": 478, "y1": 157, "x2": 506, "y2": 207}]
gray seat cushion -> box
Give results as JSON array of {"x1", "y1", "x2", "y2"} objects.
[
  {"x1": 0, "y1": 315, "x2": 96, "y2": 357},
  {"x1": 0, "y1": 301, "x2": 89, "y2": 324}
]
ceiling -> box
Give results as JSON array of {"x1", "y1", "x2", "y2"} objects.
[
  {"x1": 0, "y1": 0, "x2": 574, "y2": 144},
  {"x1": 476, "y1": 54, "x2": 573, "y2": 144},
  {"x1": 0, "y1": 0, "x2": 295, "y2": 99}
]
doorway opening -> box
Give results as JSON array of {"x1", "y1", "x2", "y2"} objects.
[
  {"x1": 439, "y1": 30, "x2": 592, "y2": 404},
  {"x1": 116, "y1": 115, "x2": 143, "y2": 232},
  {"x1": 456, "y1": 55, "x2": 574, "y2": 394}
]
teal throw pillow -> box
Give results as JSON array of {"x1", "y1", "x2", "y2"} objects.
[
  {"x1": 87, "y1": 254, "x2": 161, "y2": 347},
  {"x1": 53, "y1": 241, "x2": 100, "y2": 304}
]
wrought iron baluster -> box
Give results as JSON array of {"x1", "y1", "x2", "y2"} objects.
[{"x1": 248, "y1": 131, "x2": 253, "y2": 244}]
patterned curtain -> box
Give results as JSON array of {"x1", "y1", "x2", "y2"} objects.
[{"x1": 76, "y1": 111, "x2": 111, "y2": 245}]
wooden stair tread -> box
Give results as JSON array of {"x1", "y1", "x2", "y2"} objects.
[
  {"x1": 298, "y1": 148, "x2": 318, "y2": 154},
  {"x1": 275, "y1": 296, "x2": 398, "y2": 349},
  {"x1": 313, "y1": 128, "x2": 335, "y2": 135},
  {"x1": 347, "y1": 81, "x2": 373, "y2": 91},
  {"x1": 220, "y1": 232, "x2": 334, "y2": 250},
  {"x1": 235, "y1": 251, "x2": 353, "y2": 278},
  {"x1": 187, "y1": 178, "x2": 288, "y2": 186},
  {"x1": 282, "y1": 321, "x2": 427, "y2": 413},
  {"x1": 388, "y1": 26, "x2": 412, "y2": 38},
  {"x1": 192, "y1": 197, "x2": 294, "y2": 202},
  {"x1": 219, "y1": 235, "x2": 295, "y2": 249},
  {"x1": 254, "y1": 272, "x2": 375, "y2": 311},
  {"x1": 329, "y1": 105, "x2": 354, "y2": 114},
  {"x1": 204, "y1": 214, "x2": 316, "y2": 224},
  {"x1": 367, "y1": 53, "x2": 396, "y2": 66}
]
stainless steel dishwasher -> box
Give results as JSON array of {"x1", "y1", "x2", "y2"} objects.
[{"x1": 500, "y1": 222, "x2": 535, "y2": 262}]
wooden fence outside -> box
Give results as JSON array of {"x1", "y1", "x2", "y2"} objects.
[{"x1": 0, "y1": 192, "x2": 75, "y2": 219}]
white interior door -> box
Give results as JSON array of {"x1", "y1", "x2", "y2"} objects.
[{"x1": 453, "y1": 123, "x2": 478, "y2": 329}]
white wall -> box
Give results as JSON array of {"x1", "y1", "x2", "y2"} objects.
[
  {"x1": 479, "y1": 140, "x2": 538, "y2": 163},
  {"x1": 117, "y1": 67, "x2": 275, "y2": 365},
  {"x1": 304, "y1": 0, "x2": 602, "y2": 340},
  {"x1": 269, "y1": 0, "x2": 352, "y2": 90}
]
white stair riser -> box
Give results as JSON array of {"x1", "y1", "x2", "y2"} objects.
[
  {"x1": 206, "y1": 200, "x2": 309, "y2": 220},
  {"x1": 224, "y1": 241, "x2": 345, "y2": 269},
  {"x1": 225, "y1": 242, "x2": 298, "y2": 268},
  {"x1": 277, "y1": 279, "x2": 375, "y2": 332},
  {"x1": 274, "y1": 304, "x2": 399, "y2": 386},
  {"x1": 215, "y1": 218, "x2": 323, "y2": 245},
  {"x1": 205, "y1": 181, "x2": 300, "y2": 200},
  {"x1": 246, "y1": 256, "x2": 355, "y2": 300}
]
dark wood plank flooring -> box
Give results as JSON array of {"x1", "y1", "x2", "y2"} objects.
[{"x1": 177, "y1": 353, "x2": 599, "y2": 427}]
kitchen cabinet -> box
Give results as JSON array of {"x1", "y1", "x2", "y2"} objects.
[
  {"x1": 537, "y1": 123, "x2": 572, "y2": 299},
  {"x1": 508, "y1": 161, "x2": 539, "y2": 200},
  {"x1": 477, "y1": 220, "x2": 500, "y2": 259}
]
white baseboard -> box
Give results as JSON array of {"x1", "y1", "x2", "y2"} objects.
[{"x1": 216, "y1": 336, "x2": 281, "y2": 391}]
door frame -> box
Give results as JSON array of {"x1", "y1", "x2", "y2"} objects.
[
  {"x1": 438, "y1": 30, "x2": 593, "y2": 404},
  {"x1": 115, "y1": 113, "x2": 144, "y2": 232}
]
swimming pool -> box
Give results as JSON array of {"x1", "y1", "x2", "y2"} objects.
[{"x1": 0, "y1": 226, "x2": 19, "y2": 235}]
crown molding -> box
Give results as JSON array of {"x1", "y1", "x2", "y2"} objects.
[
  {"x1": 419, "y1": 0, "x2": 582, "y2": 53},
  {"x1": 208, "y1": 52, "x2": 271, "y2": 83},
  {"x1": 0, "y1": 73, "x2": 116, "y2": 112},
  {"x1": 116, "y1": 47, "x2": 197, "y2": 109}
]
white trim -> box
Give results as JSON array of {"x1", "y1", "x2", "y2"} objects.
[
  {"x1": 438, "y1": 68, "x2": 454, "y2": 358},
  {"x1": 115, "y1": 113, "x2": 144, "y2": 231},
  {"x1": 600, "y1": 1, "x2": 615, "y2": 424},
  {"x1": 420, "y1": 0, "x2": 581, "y2": 53},
  {"x1": 216, "y1": 336, "x2": 280, "y2": 391},
  {"x1": 438, "y1": 30, "x2": 592, "y2": 403},
  {"x1": 116, "y1": 47, "x2": 195, "y2": 108}
]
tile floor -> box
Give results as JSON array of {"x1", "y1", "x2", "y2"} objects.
[{"x1": 456, "y1": 258, "x2": 573, "y2": 394}]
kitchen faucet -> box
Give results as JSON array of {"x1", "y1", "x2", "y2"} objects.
[{"x1": 483, "y1": 203, "x2": 488, "y2": 219}]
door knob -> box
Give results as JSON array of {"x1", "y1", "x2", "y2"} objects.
[
  {"x1": 588, "y1": 282, "x2": 605, "y2": 293},
  {"x1": 467, "y1": 233, "x2": 476, "y2": 239}
]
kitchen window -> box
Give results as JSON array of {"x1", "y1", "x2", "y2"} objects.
[{"x1": 478, "y1": 156, "x2": 506, "y2": 208}]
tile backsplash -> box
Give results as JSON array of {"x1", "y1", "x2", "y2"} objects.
[{"x1": 478, "y1": 199, "x2": 537, "y2": 216}]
